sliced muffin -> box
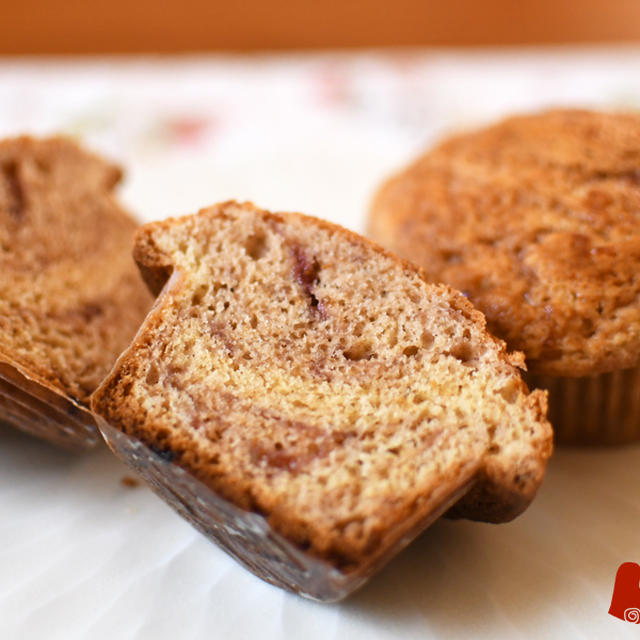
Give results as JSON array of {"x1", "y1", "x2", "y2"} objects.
[
  {"x1": 0, "y1": 136, "x2": 153, "y2": 450},
  {"x1": 92, "y1": 201, "x2": 551, "y2": 600},
  {"x1": 369, "y1": 109, "x2": 640, "y2": 444}
]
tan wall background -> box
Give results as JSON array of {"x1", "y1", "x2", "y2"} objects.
[{"x1": 2, "y1": 0, "x2": 640, "y2": 54}]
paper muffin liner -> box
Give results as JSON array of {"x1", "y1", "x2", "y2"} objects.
[
  {"x1": 526, "y1": 364, "x2": 640, "y2": 445},
  {"x1": 0, "y1": 360, "x2": 98, "y2": 452},
  {"x1": 96, "y1": 418, "x2": 478, "y2": 602}
]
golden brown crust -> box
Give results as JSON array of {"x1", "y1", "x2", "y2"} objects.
[
  {"x1": 92, "y1": 201, "x2": 552, "y2": 597},
  {"x1": 0, "y1": 136, "x2": 153, "y2": 448},
  {"x1": 369, "y1": 109, "x2": 640, "y2": 377}
]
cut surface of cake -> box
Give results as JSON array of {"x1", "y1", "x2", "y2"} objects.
[
  {"x1": 92, "y1": 201, "x2": 552, "y2": 600},
  {"x1": 0, "y1": 136, "x2": 153, "y2": 450}
]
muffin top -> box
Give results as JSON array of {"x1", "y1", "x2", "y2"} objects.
[{"x1": 369, "y1": 109, "x2": 640, "y2": 377}]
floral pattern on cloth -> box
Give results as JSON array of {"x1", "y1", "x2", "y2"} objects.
[{"x1": 1, "y1": 49, "x2": 639, "y2": 227}]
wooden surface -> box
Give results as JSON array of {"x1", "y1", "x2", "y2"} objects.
[{"x1": 2, "y1": 0, "x2": 640, "y2": 54}]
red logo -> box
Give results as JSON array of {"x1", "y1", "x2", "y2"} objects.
[{"x1": 609, "y1": 562, "x2": 640, "y2": 624}]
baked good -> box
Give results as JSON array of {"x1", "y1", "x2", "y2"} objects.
[
  {"x1": 368, "y1": 109, "x2": 640, "y2": 444},
  {"x1": 0, "y1": 136, "x2": 153, "y2": 451},
  {"x1": 91, "y1": 200, "x2": 551, "y2": 600}
]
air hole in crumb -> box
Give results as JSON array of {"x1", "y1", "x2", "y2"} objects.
[
  {"x1": 413, "y1": 393, "x2": 426, "y2": 404},
  {"x1": 403, "y1": 345, "x2": 419, "y2": 357},
  {"x1": 191, "y1": 284, "x2": 208, "y2": 306},
  {"x1": 244, "y1": 231, "x2": 268, "y2": 260},
  {"x1": 145, "y1": 364, "x2": 160, "y2": 385},
  {"x1": 421, "y1": 331, "x2": 434, "y2": 348},
  {"x1": 250, "y1": 314, "x2": 258, "y2": 329},
  {"x1": 498, "y1": 381, "x2": 519, "y2": 404},
  {"x1": 582, "y1": 317, "x2": 595, "y2": 336},
  {"x1": 344, "y1": 341, "x2": 374, "y2": 361},
  {"x1": 488, "y1": 444, "x2": 501, "y2": 454},
  {"x1": 449, "y1": 342, "x2": 474, "y2": 364}
]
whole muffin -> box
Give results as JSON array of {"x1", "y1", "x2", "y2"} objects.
[{"x1": 368, "y1": 109, "x2": 640, "y2": 444}]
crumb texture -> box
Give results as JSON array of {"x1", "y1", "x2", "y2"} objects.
[
  {"x1": 93, "y1": 201, "x2": 551, "y2": 569},
  {"x1": 0, "y1": 136, "x2": 153, "y2": 405},
  {"x1": 369, "y1": 109, "x2": 640, "y2": 376}
]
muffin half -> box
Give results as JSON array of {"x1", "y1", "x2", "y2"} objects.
[
  {"x1": 92, "y1": 201, "x2": 552, "y2": 599},
  {"x1": 0, "y1": 136, "x2": 153, "y2": 450}
]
